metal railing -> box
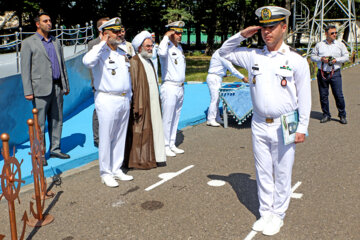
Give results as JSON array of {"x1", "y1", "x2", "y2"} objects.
[{"x1": 0, "y1": 21, "x2": 94, "y2": 73}]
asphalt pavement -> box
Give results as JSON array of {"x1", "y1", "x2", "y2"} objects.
[{"x1": 1, "y1": 64, "x2": 359, "y2": 240}]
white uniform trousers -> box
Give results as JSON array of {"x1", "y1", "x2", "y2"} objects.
[
  {"x1": 160, "y1": 82, "x2": 184, "y2": 148},
  {"x1": 251, "y1": 113, "x2": 295, "y2": 219},
  {"x1": 206, "y1": 73, "x2": 223, "y2": 122},
  {"x1": 95, "y1": 92, "x2": 130, "y2": 177}
]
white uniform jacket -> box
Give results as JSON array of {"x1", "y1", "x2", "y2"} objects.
[
  {"x1": 208, "y1": 49, "x2": 244, "y2": 79},
  {"x1": 219, "y1": 32, "x2": 311, "y2": 134},
  {"x1": 158, "y1": 36, "x2": 186, "y2": 83},
  {"x1": 82, "y1": 41, "x2": 132, "y2": 97}
]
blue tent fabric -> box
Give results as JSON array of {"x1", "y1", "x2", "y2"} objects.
[{"x1": 220, "y1": 82, "x2": 253, "y2": 125}]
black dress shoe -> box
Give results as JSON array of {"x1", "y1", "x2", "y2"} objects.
[
  {"x1": 340, "y1": 116, "x2": 347, "y2": 124},
  {"x1": 320, "y1": 115, "x2": 331, "y2": 123},
  {"x1": 50, "y1": 152, "x2": 70, "y2": 159}
]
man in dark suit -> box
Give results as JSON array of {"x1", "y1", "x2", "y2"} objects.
[
  {"x1": 88, "y1": 17, "x2": 109, "y2": 148},
  {"x1": 21, "y1": 12, "x2": 70, "y2": 160}
]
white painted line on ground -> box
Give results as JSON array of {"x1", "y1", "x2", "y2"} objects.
[
  {"x1": 111, "y1": 199, "x2": 125, "y2": 207},
  {"x1": 244, "y1": 230, "x2": 257, "y2": 240},
  {"x1": 291, "y1": 181, "x2": 303, "y2": 199},
  {"x1": 145, "y1": 165, "x2": 194, "y2": 191},
  {"x1": 207, "y1": 180, "x2": 226, "y2": 187},
  {"x1": 291, "y1": 193, "x2": 303, "y2": 199},
  {"x1": 291, "y1": 181, "x2": 302, "y2": 193},
  {"x1": 242, "y1": 181, "x2": 303, "y2": 240}
]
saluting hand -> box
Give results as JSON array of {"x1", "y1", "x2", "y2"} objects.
[
  {"x1": 243, "y1": 77, "x2": 249, "y2": 83},
  {"x1": 240, "y1": 26, "x2": 262, "y2": 38},
  {"x1": 165, "y1": 30, "x2": 175, "y2": 38},
  {"x1": 100, "y1": 31, "x2": 109, "y2": 42}
]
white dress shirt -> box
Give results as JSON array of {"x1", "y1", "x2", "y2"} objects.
[
  {"x1": 82, "y1": 41, "x2": 131, "y2": 96},
  {"x1": 208, "y1": 49, "x2": 245, "y2": 79},
  {"x1": 310, "y1": 39, "x2": 349, "y2": 71},
  {"x1": 219, "y1": 32, "x2": 311, "y2": 134},
  {"x1": 158, "y1": 36, "x2": 186, "y2": 83}
]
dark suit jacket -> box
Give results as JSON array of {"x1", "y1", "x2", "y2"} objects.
[{"x1": 21, "y1": 33, "x2": 69, "y2": 97}]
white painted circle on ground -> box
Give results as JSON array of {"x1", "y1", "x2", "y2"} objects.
[
  {"x1": 158, "y1": 172, "x2": 177, "y2": 179},
  {"x1": 207, "y1": 180, "x2": 226, "y2": 187}
]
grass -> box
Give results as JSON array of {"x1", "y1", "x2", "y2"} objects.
[
  {"x1": 159, "y1": 53, "x2": 359, "y2": 83},
  {"x1": 185, "y1": 56, "x2": 248, "y2": 83}
]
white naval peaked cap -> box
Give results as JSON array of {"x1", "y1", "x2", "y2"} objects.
[
  {"x1": 165, "y1": 21, "x2": 185, "y2": 32},
  {"x1": 255, "y1": 6, "x2": 291, "y2": 27},
  {"x1": 132, "y1": 30, "x2": 152, "y2": 51},
  {"x1": 98, "y1": 17, "x2": 122, "y2": 31}
]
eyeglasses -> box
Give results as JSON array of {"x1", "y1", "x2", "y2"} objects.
[{"x1": 330, "y1": 32, "x2": 338, "y2": 35}]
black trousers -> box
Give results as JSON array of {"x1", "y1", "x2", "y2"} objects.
[{"x1": 317, "y1": 69, "x2": 346, "y2": 118}]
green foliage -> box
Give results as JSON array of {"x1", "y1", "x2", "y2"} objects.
[
  {"x1": 192, "y1": 51, "x2": 203, "y2": 56},
  {"x1": 162, "y1": 8, "x2": 193, "y2": 23}
]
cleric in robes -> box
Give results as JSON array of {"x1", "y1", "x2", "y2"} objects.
[{"x1": 124, "y1": 31, "x2": 166, "y2": 169}]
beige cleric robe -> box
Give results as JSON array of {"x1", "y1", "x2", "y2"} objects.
[{"x1": 124, "y1": 54, "x2": 165, "y2": 169}]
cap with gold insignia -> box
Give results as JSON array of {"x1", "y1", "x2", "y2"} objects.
[
  {"x1": 255, "y1": 6, "x2": 291, "y2": 27},
  {"x1": 165, "y1": 21, "x2": 185, "y2": 33},
  {"x1": 99, "y1": 17, "x2": 123, "y2": 31}
]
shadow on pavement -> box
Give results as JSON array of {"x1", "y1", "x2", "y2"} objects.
[
  {"x1": 26, "y1": 191, "x2": 64, "y2": 240},
  {"x1": 176, "y1": 130, "x2": 185, "y2": 146},
  {"x1": 310, "y1": 111, "x2": 323, "y2": 120},
  {"x1": 208, "y1": 173, "x2": 260, "y2": 219}
]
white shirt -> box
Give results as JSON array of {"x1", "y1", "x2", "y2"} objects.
[
  {"x1": 151, "y1": 43, "x2": 159, "y2": 74},
  {"x1": 219, "y1": 32, "x2": 311, "y2": 134},
  {"x1": 310, "y1": 39, "x2": 349, "y2": 71},
  {"x1": 208, "y1": 49, "x2": 245, "y2": 79},
  {"x1": 82, "y1": 41, "x2": 131, "y2": 96},
  {"x1": 158, "y1": 36, "x2": 186, "y2": 83}
]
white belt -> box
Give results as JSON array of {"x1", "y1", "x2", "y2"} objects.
[
  {"x1": 163, "y1": 81, "x2": 184, "y2": 87},
  {"x1": 97, "y1": 90, "x2": 128, "y2": 96}
]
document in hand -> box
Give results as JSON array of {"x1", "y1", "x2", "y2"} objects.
[{"x1": 281, "y1": 110, "x2": 300, "y2": 145}]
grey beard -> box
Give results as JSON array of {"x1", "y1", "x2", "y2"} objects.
[
  {"x1": 108, "y1": 38, "x2": 121, "y2": 46},
  {"x1": 140, "y1": 49, "x2": 152, "y2": 59}
]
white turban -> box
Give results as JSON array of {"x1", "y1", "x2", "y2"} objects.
[{"x1": 132, "y1": 31, "x2": 152, "y2": 52}]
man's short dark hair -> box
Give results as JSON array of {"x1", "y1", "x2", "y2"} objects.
[
  {"x1": 34, "y1": 12, "x2": 50, "y2": 23},
  {"x1": 97, "y1": 17, "x2": 110, "y2": 29},
  {"x1": 325, "y1": 25, "x2": 336, "y2": 33}
]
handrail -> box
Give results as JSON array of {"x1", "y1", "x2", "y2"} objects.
[{"x1": 0, "y1": 21, "x2": 94, "y2": 73}]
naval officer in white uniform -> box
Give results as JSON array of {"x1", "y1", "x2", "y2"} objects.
[
  {"x1": 83, "y1": 17, "x2": 134, "y2": 188},
  {"x1": 206, "y1": 49, "x2": 248, "y2": 127},
  {"x1": 158, "y1": 21, "x2": 186, "y2": 157},
  {"x1": 219, "y1": 6, "x2": 311, "y2": 235}
]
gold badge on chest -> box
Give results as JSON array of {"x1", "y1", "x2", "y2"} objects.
[
  {"x1": 175, "y1": 59, "x2": 178, "y2": 65},
  {"x1": 111, "y1": 69, "x2": 116, "y2": 75},
  {"x1": 252, "y1": 75, "x2": 256, "y2": 84}
]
